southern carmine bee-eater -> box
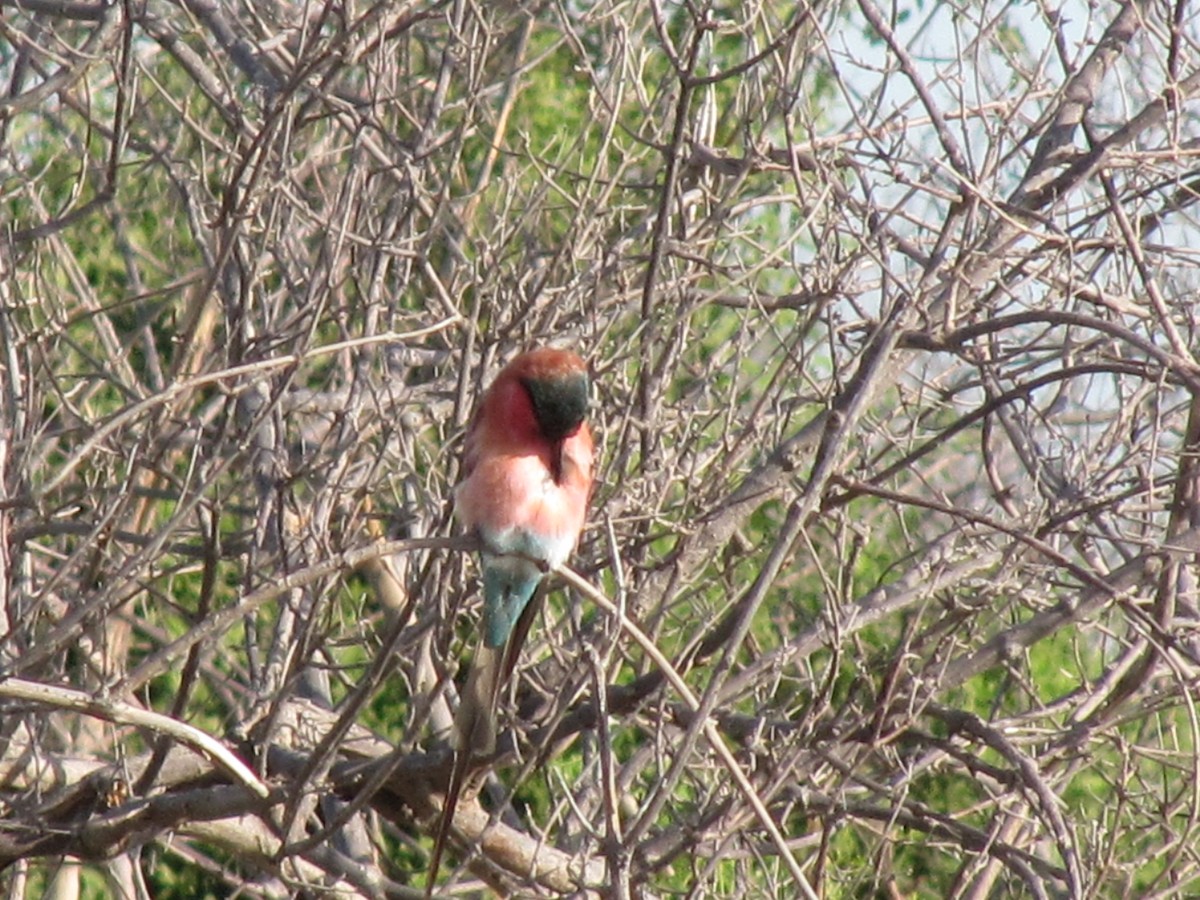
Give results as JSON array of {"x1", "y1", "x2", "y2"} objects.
[{"x1": 427, "y1": 347, "x2": 594, "y2": 896}]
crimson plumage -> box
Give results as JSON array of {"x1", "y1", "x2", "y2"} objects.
[
  {"x1": 455, "y1": 348, "x2": 593, "y2": 648},
  {"x1": 427, "y1": 347, "x2": 594, "y2": 897}
]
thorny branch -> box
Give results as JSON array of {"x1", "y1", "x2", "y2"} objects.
[{"x1": 3, "y1": 0, "x2": 1200, "y2": 896}]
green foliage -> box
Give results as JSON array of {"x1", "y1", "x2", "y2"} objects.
[
  {"x1": 1, "y1": 863, "x2": 112, "y2": 900},
  {"x1": 6, "y1": 0, "x2": 1199, "y2": 895},
  {"x1": 146, "y1": 845, "x2": 238, "y2": 899}
]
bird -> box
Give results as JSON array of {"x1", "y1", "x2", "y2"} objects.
[{"x1": 427, "y1": 347, "x2": 594, "y2": 896}]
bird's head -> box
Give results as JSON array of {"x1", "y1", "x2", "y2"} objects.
[{"x1": 508, "y1": 348, "x2": 590, "y2": 442}]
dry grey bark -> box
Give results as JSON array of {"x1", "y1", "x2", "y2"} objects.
[{"x1": 3, "y1": 0, "x2": 1200, "y2": 896}]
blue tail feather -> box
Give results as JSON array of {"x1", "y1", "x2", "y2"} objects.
[{"x1": 482, "y1": 556, "x2": 543, "y2": 648}]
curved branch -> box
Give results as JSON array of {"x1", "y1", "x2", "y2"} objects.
[{"x1": 0, "y1": 678, "x2": 268, "y2": 798}]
